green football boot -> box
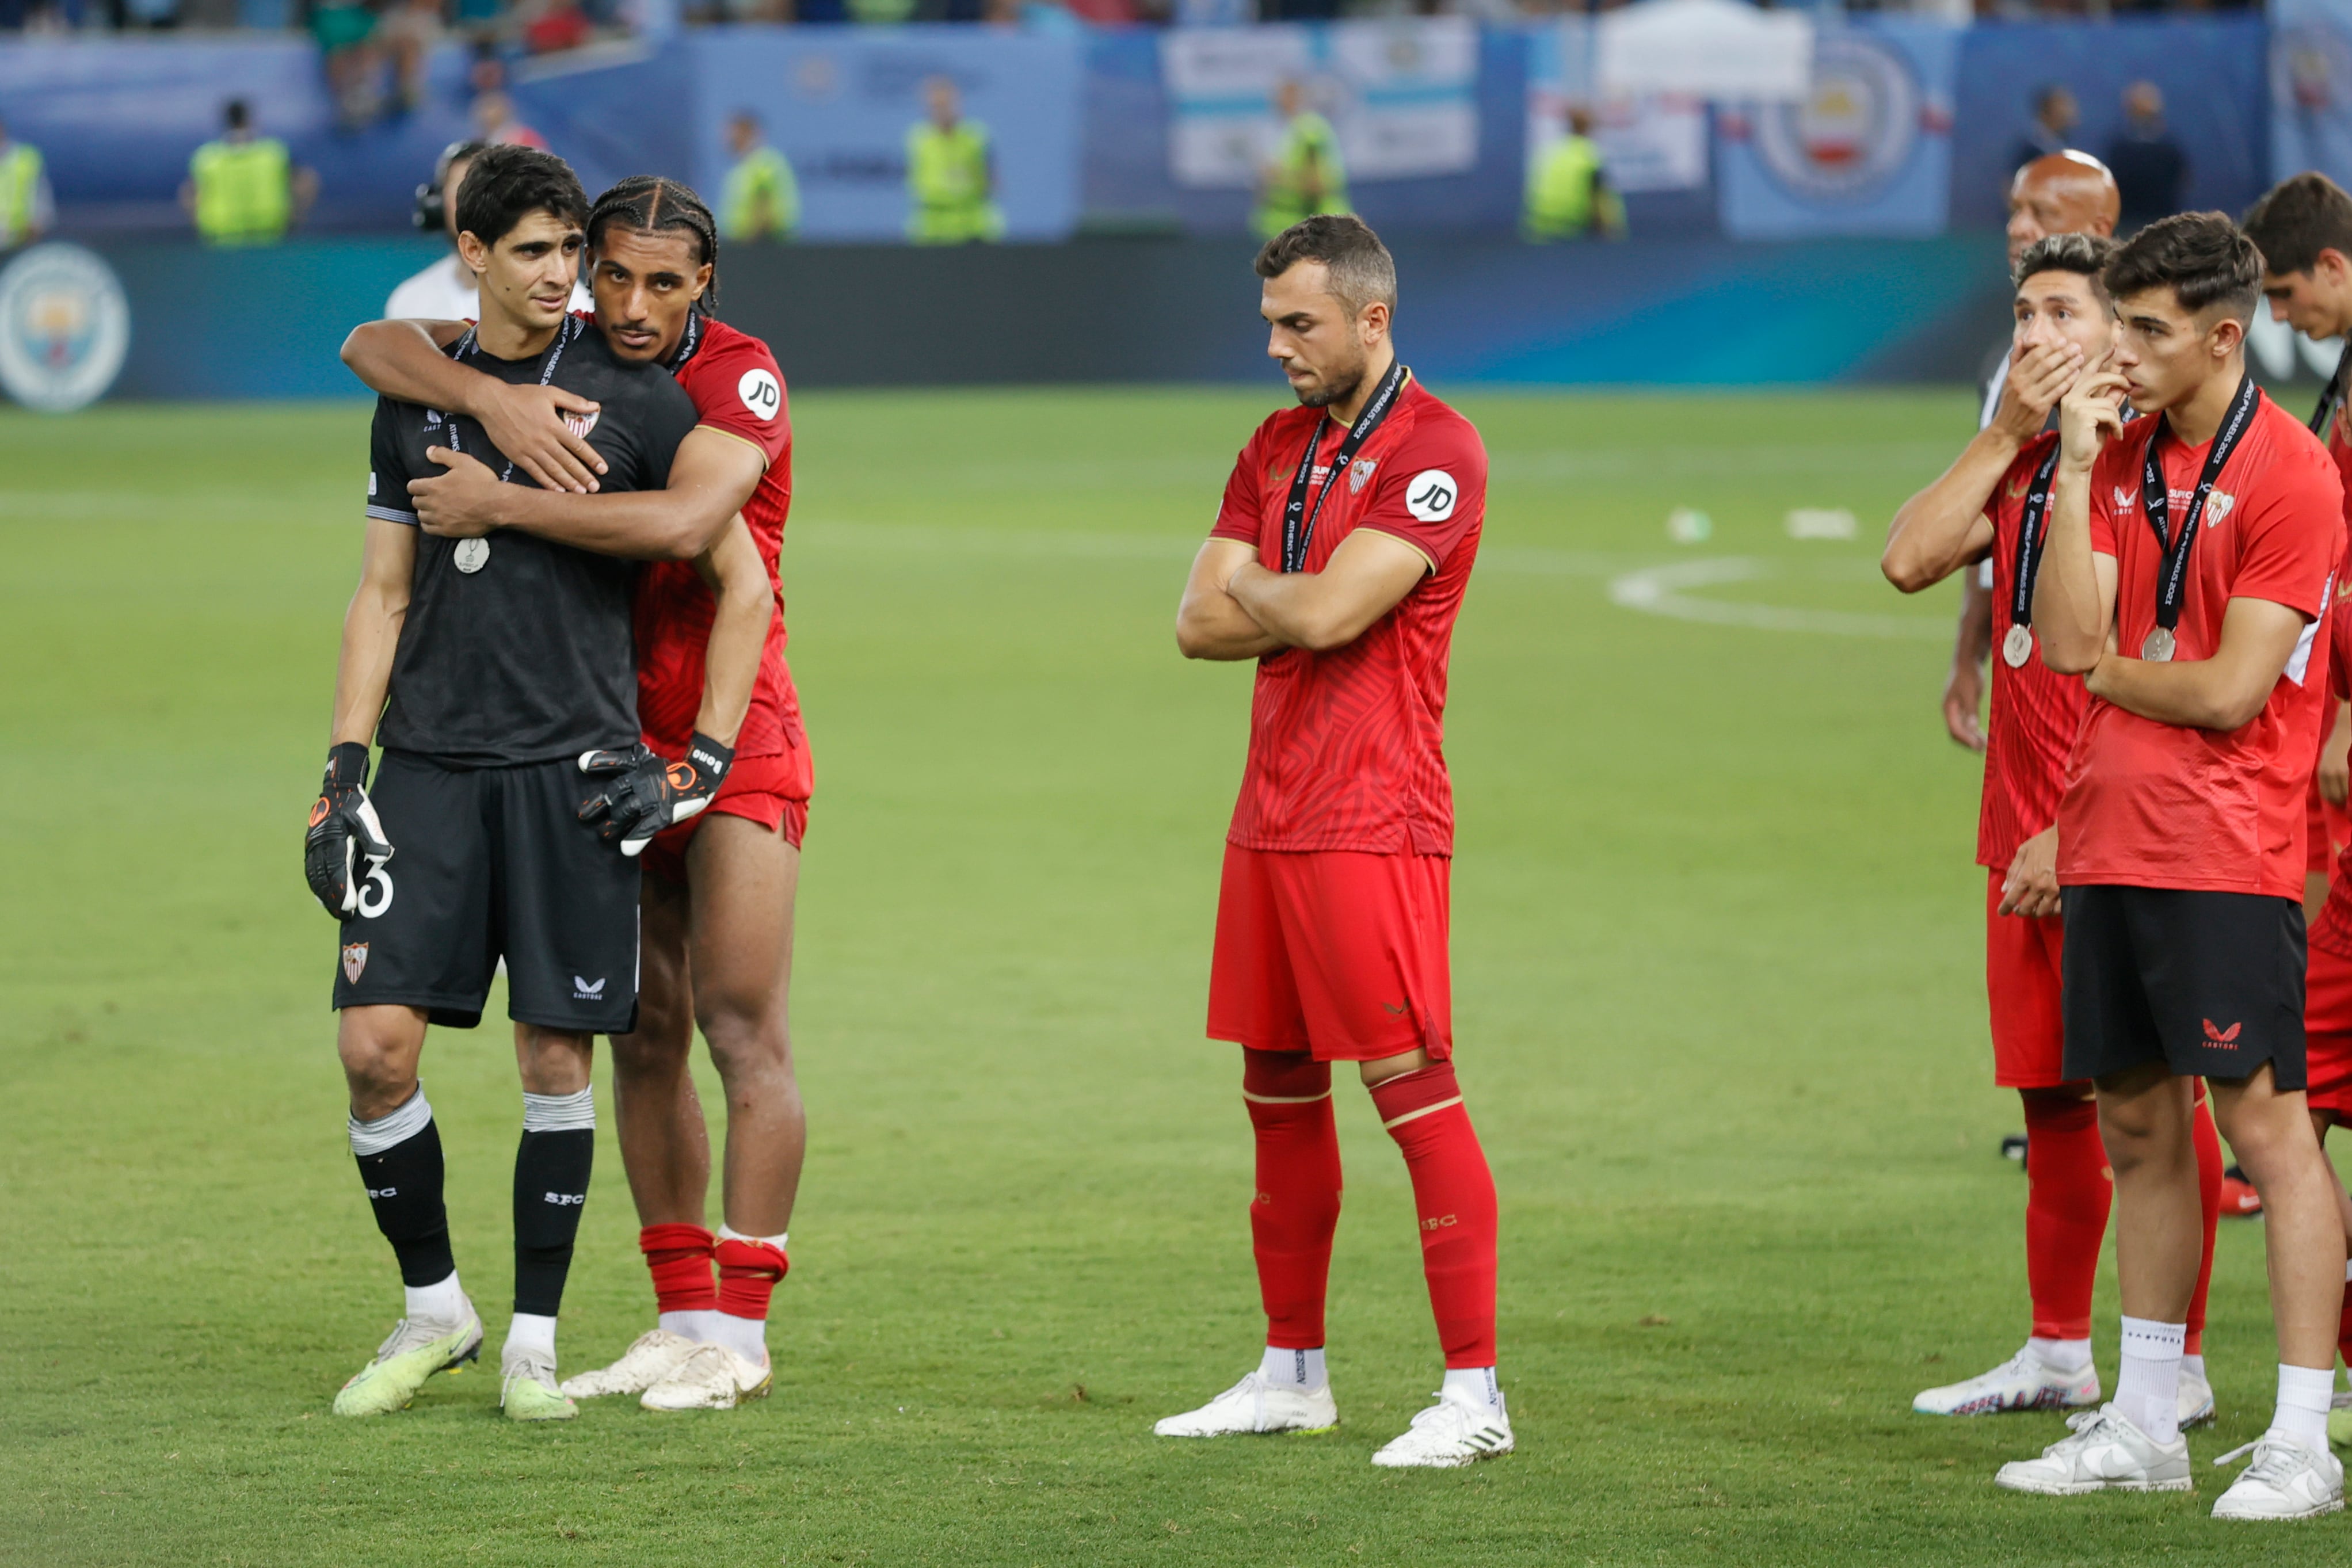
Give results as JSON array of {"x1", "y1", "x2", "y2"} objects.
[
  {"x1": 500, "y1": 1346, "x2": 578, "y2": 1422},
  {"x1": 332, "y1": 1299, "x2": 484, "y2": 1416}
]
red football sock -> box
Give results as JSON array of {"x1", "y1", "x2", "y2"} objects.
[
  {"x1": 640, "y1": 1222, "x2": 716, "y2": 1315},
  {"x1": 715, "y1": 1233, "x2": 790, "y2": 1322},
  {"x1": 2021, "y1": 1095, "x2": 2110, "y2": 1342},
  {"x1": 1243, "y1": 1049, "x2": 1342, "y2": 1351},
  {"x1": 2187, "y1": 1085, "x2": 2221, "y2": 1357},
  {"x1": 1370, "y1": 1061, "x2": 1497, "y2": 1369}
]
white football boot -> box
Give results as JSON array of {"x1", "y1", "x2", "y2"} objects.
[
  {"x1": 558, "y1": 1328, "x2": 701, "y2": 1398},
  {"x1": 2210, "y1": 1437, "x2": 2346, "y2": 1520},
  {"x1": 1913, "y1": 1346, "x2": 2099, "y2": 1417},
  {"x1": 1153, "y1": 1372, "x2": 1338, "y2": 1438},
  {"x1": 641, "y1": 1343, "x2": 773, "y2": 1411},
  {"x1": 2178, "y1": 1363, "x2": 2216, "y2": 1430},
  {"x1": 1993, "y1": 1405, "x2": 2191, "y2": 1495},
  {"x1": 1369, "y1": 1387, "x2": 1514, "y2": 1469}
]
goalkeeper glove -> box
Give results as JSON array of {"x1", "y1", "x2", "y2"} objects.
[
  {"x1": 305, "y1": 741, "x2": 394, "y2": 920},
  {"x1": 577, "y1": 732, "x2": 734, "y2": 857}
]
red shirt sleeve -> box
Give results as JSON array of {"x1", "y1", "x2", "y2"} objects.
[
  {"x1": 1210, "y1": 424, "x2": 1268, "y2": 547},
  {"x1": 1354, "y1": 414, "x2": 1486, "y2": 571},
  {"x1": 683, "y1": 331, "x2": 790, "y2": 467},
  {"x1": 2088, "y1": 437, "x2": 2129, "y2": 559},
  {"x1": 2229, "y1": 447, "x2": 2343, "y2": 623}
]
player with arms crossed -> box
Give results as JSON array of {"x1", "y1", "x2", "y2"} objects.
[
  {"x1": 2245, "y1": 171, "x2": 2352, "y2": 1433},
  {"x1": 341, "y1": 176, "x2": 809, "y2": 1413},
  {"x1": 1165, "y1": 215, "x2": 1504, "y2": 1468},
  {"x1": 312, "y1": 147, "x2": 768, "y2": 1422},
  {"x1": 1884, "y1": 235, "x2": 2223, "y2": 1425},
  {"x1": 1996, "y1": 212, "x2": 2350, "y2": 1518}
]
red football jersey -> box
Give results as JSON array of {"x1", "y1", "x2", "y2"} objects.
[
  {"x1": 628, "y1": 314, "x2": 812, "y2": 797},
  {"x1": 1980, "y1": 431, "x2": 2090, "y2": 871},
  {"x1": 1209, "y1": 377, "x2": 1486, "y2": 855},
  {"x1": 2058, "y1": 392, "x2": 2345, "y2": 899},
  {"x1": 2307, "y1": 399, "x2": 2352, "y2": 873},
  {"x1": 2309, "y1": 543, "x2": 2352, "y2": 957}
]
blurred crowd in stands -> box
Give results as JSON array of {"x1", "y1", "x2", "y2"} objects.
[{"x1": 0, "y1": 0, "x2": 2260, "y2": 38}]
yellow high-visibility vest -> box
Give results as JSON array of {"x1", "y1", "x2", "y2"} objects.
[
  {"x1": 191, "y1": 136, "x2": 292, "y2": 247},
  {"x1": 1524, "y1": 134, "x2": 1623, "y2": 241},
  {"x1": 1252, "y1": 112, "x2": 1350, "y2": 241},
  {"x1": 906, "y1": 121, "x2": 1002, "y2": 245},
  {"x1": 0, "y1": 143, "x2": 44, "y2": 248},
  {"x1": 722, "y1": 146, "x2": 799, "y2": 242}
]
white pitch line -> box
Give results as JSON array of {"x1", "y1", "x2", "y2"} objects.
[{"x1": 1607, "y1": 558, "x2": 1950, "y2": 640}]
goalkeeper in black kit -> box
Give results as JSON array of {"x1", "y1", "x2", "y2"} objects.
[{"x1": 302, "y1": 143, "x2": 772, "y2": 1423}]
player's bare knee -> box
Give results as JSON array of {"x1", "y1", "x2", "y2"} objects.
[
  {"x1": 514, "y1": 1025, "x2": 594, "y2": 1096},
  {"x1": 608, "y1": 1022, "x2": 693, "y2": 1085},
  {"x1": 699, "y1": 1004, "x2": 792, "y2": 1090}
]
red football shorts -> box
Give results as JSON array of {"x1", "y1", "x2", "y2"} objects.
[
  {"x1": 2306, "y1": 938, "x2": 2352, "y2": 1117},
  {"x1": 1207, "y1": 845, "x2": 1451, "y2": 1062},
  {"x1": 2309, "y1": 786, "x2": 2349, "y2": 876},
  {"x1": 641, "y1": 751, "x2": 808, "y2": 886},
  {"x1": 1987, "y1": 869, "x2": 2076, "y2": 1089}
]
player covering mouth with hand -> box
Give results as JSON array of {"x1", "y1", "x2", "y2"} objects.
[
  {"x1": 1165, "y1": 215, "x2": 1503, "y2": 1468},
  {"x1": 1884, "y1": 234, "x2": 2224, "y2": 1427},
  {"x1": 311, "y1": 146, "x2": 767, "y2": 1422},
  {"x1": 1993, "y1": 212, "x2": 2347, "y2": 1519},
  {"x1": 341, "y1": 175, "x2": 811, "y2": 1414}
]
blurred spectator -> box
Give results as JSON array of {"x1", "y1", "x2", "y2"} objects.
[
  {"x1": 378, "y1": 0, "x2": 447, "y2": 115},
  {"x1": 2105, "y1": 80, "x2": 2187, "y2": 233},
  {"x1": 1524, "y1": 105, "x2": 1624, "y2": 243},
  {"x1": 312, "y1": 0, "x2": 382, "y2": 127},
  {"x1": 524, "y1": 0, "x2": 591, "y2": 53},
  {"x1": 0, "y1": 112, "x2": 55, "y2": 250},
  {"x1": 719, "y1": 112, "x2": 799, "y2": 243},
  {"x1": 470, "y1": 55, "x2": 548, "y2": 147},
  {"x1": 2010, "y1": 84, "x2": 2077, "y2": 173},
  {"x1": 387, "y1": 140, "x2": 485, "y2": 317},
  {"x1": 906, "y1": 77, "x2": 1001, "y2": 244},
  {"x1": 180, "y1": 98, "x2": 315, "y2": 247},
  {"x1": 848, "y1": 0, "x2": 915, "y2": 22},
  {"x1": 1253, "y1": 78, "x2": 1348, "y2": 242},
  {"x1": 983, "y1": 0, "x2": 1082, "y2": 30}
]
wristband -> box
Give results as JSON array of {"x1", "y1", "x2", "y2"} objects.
[{"x1": 327, "y1": 741, "x2": 371, "y2": 787}]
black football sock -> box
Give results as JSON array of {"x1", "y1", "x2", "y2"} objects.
[
  {"x1": 511, "y1": 1089, "x2": 596, "y2": 1318},
  {"x1": 349, "y1": 1085, "x2": 456, "y2": 1288}
]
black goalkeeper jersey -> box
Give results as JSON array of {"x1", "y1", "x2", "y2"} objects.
[{"x1": 364, "y1": 316, "x2": 699, "y2": 767}]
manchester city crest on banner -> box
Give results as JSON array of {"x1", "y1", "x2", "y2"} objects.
[
  {"x1": 1349, "y1": 457, "x2": 1378, "y2": 494},
  {"x1": 0, "y1": 243, "x2": 130, "y2": 414},
  {"x1": 1752, "y1": 34, "x2": 1922, "y2": 205}
]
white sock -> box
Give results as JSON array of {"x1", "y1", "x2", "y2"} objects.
[
  {"x1": 1441, "y1": 1365, "x2": 1502, "y2": 1414},
  {"x1": 2182, "y1": 1352, "x2": 2206, "y2": 1382},
  {"x1": 1257, "y1": 1345, "x2": 1326, "y2": 1392},
  {"x1": 2270, "y1": 1363, "x2": 2335, "y2": 1454},
  {"x1": 659, "y1": 1309, "x2": 722, "y2": 1342},
  {"x1": 2115, "y1": 1316, "x2": 2186, "y2": 1445},
  {"x1": 2027, "y1": 1336, "x2": 2093, "y2": 1376},
  {"x1": 505, "y1": 1311, "x2": 558, "y2": 1363},
  {"x1": 404, "y1": 1271, "x2": 466, "y2": 1325}
]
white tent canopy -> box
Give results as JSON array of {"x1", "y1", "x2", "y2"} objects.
[{"x1": 1596, "y1": 0, "x2": 1814, "y2": 102}]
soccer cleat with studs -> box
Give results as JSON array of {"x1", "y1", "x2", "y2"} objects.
[
  {"x1": 500, "y1": 1345, "x2": 578, "y2": 1422},
  {"x1": 641, "y1": 1342, "x2": 773, "y2": 1411},
  {"x1": 331, "y1": 1299, "x2": 483, "y2": 1417},
  {"x1": 558, "y1": 1327, "x2": 702, "y2": 1399},
  {"x1": 1153, "y1": 1372, "x2": 1339, "y2": 1438},
  {"x1": 1913, "y1": 1346, "x2": 2099, "y2": 1417},
  {"x1": 1369, "y1": 1387, "x2": 1514, "y2": 1469}
]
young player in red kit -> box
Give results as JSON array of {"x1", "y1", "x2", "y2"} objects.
[
  {"x1": 2246, "y1": 171, "x2": 2352, "y2": 1447},
  {"x1": 341, "y1": 177, "x2": 810, "y2": 1412},
  {"x1": 1884, "y1": 234, "x2": 2223, "y2": 1427},
  {"x1": 1164, "y1": 215, "x2": 1504, "y2": 1468},
  {"x1": 1998, "y1": 212, "x2": 2349, "y2": 1518}
]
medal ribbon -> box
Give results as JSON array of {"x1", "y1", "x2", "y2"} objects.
[
  {"x1": 2312, "y1": 341, "x2": 2350, "y2": 443},
  {"x1": 1280, "y1": 360, "x2": 1409, "y2": 574},
  {"x1": 2008, "y1": 442, "x2": 2064, "y2": 635},
  {"x1": 2140, "y1": 370, "x2": 2259, "y2": 638},
  {"x1": 441, "y1": 315, "x2": 582, "y2": 484}
]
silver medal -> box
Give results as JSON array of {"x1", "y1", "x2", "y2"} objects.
[
  {"x1": 2002, "y1": 624, "x2": 2033, "y2": 669},
  {"x1": 453, "y1": 537, "x2": 490, "y2": 575},
  {"x1": 2141, "y1": 627, "x2": 2175, "y2": 662}
]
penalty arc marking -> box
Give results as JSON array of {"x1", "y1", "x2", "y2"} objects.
[{"x1": 1608, "y1": 558, "x2": 1951, "y2": 642}]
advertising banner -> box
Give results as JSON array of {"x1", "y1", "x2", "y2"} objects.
[
  {"x1": 2274, "y1": 0, "x2": 2352, "y2": 190},
  {"x1": 1525, "y1": 20, "x2": 1705, "y2": 196},
  {"x1": 1160, "y1": 19, "x2": 1480, "y2": 191},
  {"x1": 1716, "y1": 19, "x2": 1960, "y2": 240}
]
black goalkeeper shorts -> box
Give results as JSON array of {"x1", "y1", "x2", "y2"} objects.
[
  {"x1": 2060, "y1": 884, "x2": 2307, "y2": 1089},
  {"x1": 330, "y1": 749, "x2": 639, "y2": 1033}
]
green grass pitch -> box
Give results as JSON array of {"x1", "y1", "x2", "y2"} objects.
[{"x1": 0, "y1": 387, "x2": 2324, "y2": 1565}]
